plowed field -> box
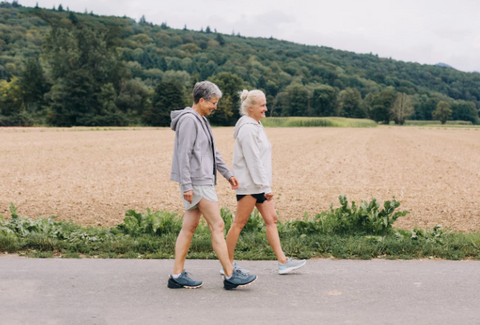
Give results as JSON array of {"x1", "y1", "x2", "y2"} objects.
[{"x1": 1, "y1": 126, "x2": 479, "y2": 231}]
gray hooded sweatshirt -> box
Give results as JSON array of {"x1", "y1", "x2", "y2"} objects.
[
  {"x1": 170, "y1": 107, "x2": 233, "y2": 192},
  {"x1": 232, "y1": 116, "x2": 272, "y2": 195}
]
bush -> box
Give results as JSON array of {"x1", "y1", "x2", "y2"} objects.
[{"x1": 288, "y1": 195, "x2": 409, "y2": 235}]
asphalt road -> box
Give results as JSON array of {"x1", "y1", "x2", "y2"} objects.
[{"x1": 1, "y1": 256, "x2": 479, "y2": 325}]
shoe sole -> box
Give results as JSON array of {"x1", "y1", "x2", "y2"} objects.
[
  {"x1": 278, "y1": 260, "x2": 307, "y2": 275},
  {"x1": 168, "y1": 276, "x2": 203, "y2": 289},
  {"x1": 223, "y1": 276, "x2": 257, "y2": 290}
]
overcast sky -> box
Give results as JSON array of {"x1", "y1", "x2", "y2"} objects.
[{"x1": 20, "y1": 0, "x2": 480, "y2": 72}]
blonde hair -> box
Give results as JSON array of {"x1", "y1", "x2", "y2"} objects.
[{"x1": 239, "y1": 89, "x2": 265, "y2": 116}]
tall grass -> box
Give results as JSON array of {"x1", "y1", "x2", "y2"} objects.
[
  {"x1": 399, "y1": 120, "x2": 474, "y2": 126},
  {"x1": 262, "y1": 117, "x2": 378, "y2": 128}
]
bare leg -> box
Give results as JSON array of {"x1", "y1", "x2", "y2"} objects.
[
  {"x1": 256, "y1": 200, "x2": 287, "y2": 264},
  {"x1": 173, "y1": 208, "x2": 201, "y2": 274},
  {"x1": 197, "y1": 198, "x2": 234, "y2": 277},
  {"x1": 226, "y1": 195, "x2": 257, "y2": 263}
]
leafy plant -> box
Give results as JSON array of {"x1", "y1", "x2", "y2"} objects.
[
  {"x1": 116, "y1": 208, "x2": 182, "y2": 236},
  {"x1": 290, "y1": 195, "x2": 409, "y2": 235}
]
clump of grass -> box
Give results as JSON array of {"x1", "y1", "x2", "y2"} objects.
[{"x1": 262, "y1": 117, "x2": 377, "y2": 128}]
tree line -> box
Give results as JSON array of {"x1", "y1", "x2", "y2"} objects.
[{"x1": 0, "y1": 3, "x2": 478, "y2": 126}]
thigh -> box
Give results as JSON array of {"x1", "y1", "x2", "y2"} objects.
[
  {"x1": 256, "y1": 199, "x2": 278, "y2": 224},
  {"x1": 235, "y1": 195, "x2": 257, "y2": 224},
  {"x1": 182, "y1": 208, "x2": 202, "y2": 231},
  {"x1": 197, "y1": 198, "x2": 223, "y2": 225}
]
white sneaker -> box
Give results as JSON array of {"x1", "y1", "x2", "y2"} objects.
[
  {"x1": 220, "y1": 261, "x2": 250, "y2": 275},
  {"x1": 278, "y1": 258, "x2": 306, "y2": 274}
]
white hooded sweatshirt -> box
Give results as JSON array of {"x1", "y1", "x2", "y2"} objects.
[{"x1": 232, "y1": 116, "x2": 272, "y2": 195}]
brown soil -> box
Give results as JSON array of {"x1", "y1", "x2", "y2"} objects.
[{"x1": 1, "y1": 126, "x2": 479, "y2": 231}]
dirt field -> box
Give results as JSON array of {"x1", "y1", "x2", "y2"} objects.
[{"x1": 1, "y1": 126, "x2": 479, "y2": 232}]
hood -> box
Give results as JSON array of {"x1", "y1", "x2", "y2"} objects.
[
  {"x1": 233, "y1": 116, "x2": 260, "y2": 139},
  {"x1": 170, "y1": 107, "x2": 201, "y2": 131}
]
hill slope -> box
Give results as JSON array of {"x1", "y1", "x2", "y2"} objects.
[{"x1": 0, "y1": 3, "x2": 479, "y2": 126}]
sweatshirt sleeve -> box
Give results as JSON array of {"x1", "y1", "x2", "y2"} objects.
[
  {"x1": 237, "y1": 124, "x2": 270, "y2": 188},
  {"x1": 215, "y1": 148, "x2": 234, "y2": 181},
  {"x1": 176, "y1": 116, "x2": 196, "y2": 192}
]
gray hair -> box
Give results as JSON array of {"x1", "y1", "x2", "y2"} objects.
[
  {"x1": 193, "y1": 81, "x2": 222, "y2": 104},
  {"x1": 239, "y1": 89, "x2": 265, "y2": 116}
]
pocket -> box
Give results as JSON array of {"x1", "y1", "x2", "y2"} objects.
[
  {"x1": 192, "y1": 154, "x2": 213, "y2": 178},
  {"x1": 191, "y1": 155, "x2": 206, "y2": 177}
]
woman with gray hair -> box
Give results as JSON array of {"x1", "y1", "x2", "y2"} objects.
[
  {"x1": 168, "y1": 81, "x2": 257, "y2": 290},
  {"x1": 223, "y1": 89, "x2": 306, "y2": 275}
]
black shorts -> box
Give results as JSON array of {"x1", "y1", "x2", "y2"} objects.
[{"x1": 236, "y1": 193, "x2": 267, "y2": 204}]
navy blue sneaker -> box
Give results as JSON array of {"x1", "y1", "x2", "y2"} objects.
[
  {"x1": 223, "y1": 267, "x2": 257, "y2": 290},
  {"x1": 168, "y1": 270, "x2": 203, "y2": 289}
]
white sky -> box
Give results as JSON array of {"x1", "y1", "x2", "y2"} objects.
[{"x1": 20, "y1": 0, "x2": 480, "y2": 72}]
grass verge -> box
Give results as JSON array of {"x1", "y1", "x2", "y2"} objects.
[
  {"x1": 395, "y1": 120, "x2": 477, "y2": 127},
  {"x1": 1, "y1": 197, "x2": 479, "y2": 260},
  {"x1": 262, "y1": 117, "x2": 377, "y2": 128}
]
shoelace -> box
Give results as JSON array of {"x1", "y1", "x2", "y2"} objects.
[
  {"x1": 233, "y1": 268, "x2": 249, "y2": 277},
  {"x1": 232, "y1": 263, "x2": 250, "y2": 274},
  {"x1": 182, "y1": 271, "x2": 195, "y2": 279}
]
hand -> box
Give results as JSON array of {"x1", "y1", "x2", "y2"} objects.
[
  {"x1": 229, "y1": 176, "x2": 239, "y2": 190},
  {"x1": 183, "y1": 190, "x2": 193, "y2": 204},
  {"x1": 265, "y1": 192, "x2": 274, "y2": 201}
]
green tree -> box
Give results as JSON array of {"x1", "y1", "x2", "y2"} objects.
[
  {"x1": 0, "y1": 77, "x2": 23, "y2": 117},
  {"x1": 92, "y1": 83, "x2": 128, "y2": 126},
  {"x1": 116, "y1": 78, "x2": 152, "y2": 121},
  {"x1": 390, "y1": 92, "x2": 414, "y2": 125},
  {"x1": 215, "y1": 33, "x2": 225, "y2": 46},
  {"x1": 338, "y1": 87, "x2": 363, "y2": 117},
  {"x1": 0, "y1": 77, "x2": 34, "y2": 126},
  {"x1": 432, "y1": 101, "x2": 452, "y2": 124},
  {"x1": 58, "y1": 4, "x2": 64, "y2": 12},
  {"x1": 142, "y1": 80, "x2": 184, "y2": 126},
  {"x1": 18, "y1": 58, "x2": 50, "y2": 112},
  {"x1": 451, "y1": 100, "x2": 479, "y2": 124},
  {"x1": 282, "y1": 83, "x2": 309, "y2": 116},
  {"x1": 43, "y1": 24, "x2": 129, "y2": 126},
  {"x1": 208, "y1": 72, "x2": 244, "y2": 125},
  {"x1": 370, "y1": 88, "x2": 396, "y2": 124},
  {"x1": 68, "y1": 12, "x2": 78, "y2": 24},
  {"x1": 421, "y1": 97, "x2": 441, "y2": 121},
  {"x1": 311, "y1": 85, "x2": 338, "y2": 116}
]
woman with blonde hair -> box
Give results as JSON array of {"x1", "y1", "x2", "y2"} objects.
[{"x1": 222, "y1": 89, "x2": 306, "y2": 275}]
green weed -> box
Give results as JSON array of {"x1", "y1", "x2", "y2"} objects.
[{"x1": 1, "y1": 198, "x2": 479, "y2": 260}]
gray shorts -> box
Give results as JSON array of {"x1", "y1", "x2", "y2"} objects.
[{"x1": 179, "y1": 184, "x2": 218, "y2": 211}]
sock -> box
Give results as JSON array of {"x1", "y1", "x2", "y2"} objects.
[
  {"x1": 172, "y1": 273, "x2": 181, "y2": 279},
  {"x1": 225, "y1": 275, "x2": 232, "y2": 280}
]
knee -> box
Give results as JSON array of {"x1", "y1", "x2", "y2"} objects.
[
  {"x1": 183, "y1": 221, "x2": 199, "y2": 235},
  {"x1": 232, "y1": 217, "x2": 249, "y2": 229},
  {"x1": 209, "y1": 220, "x2": 225, "y2": 233},
  {"x1": 264, "y1": 213, "x2": 278, "y2": 226}
]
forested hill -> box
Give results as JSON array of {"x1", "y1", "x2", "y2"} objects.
[{"x1": 1, "y1": 2, "x2": 479, "y2": 126}]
